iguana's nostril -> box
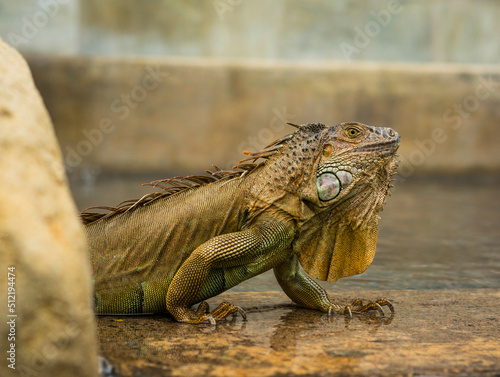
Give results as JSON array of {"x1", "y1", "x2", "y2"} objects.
[{"x1": 388, "y1": 129, "x2": 395, "y2": 137}]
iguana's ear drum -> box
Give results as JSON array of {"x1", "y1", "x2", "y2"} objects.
[{"x1": 316, "y1": 173, "x2": 340, "y2": 201}]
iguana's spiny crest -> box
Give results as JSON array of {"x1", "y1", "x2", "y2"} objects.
[{"x1": 82, "y1": 122, "x2": 399, "y2": 245}]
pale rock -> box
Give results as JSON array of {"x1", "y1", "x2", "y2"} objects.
[{"x1": 0, "y1": 38, "x2": 97, "y2": 377}]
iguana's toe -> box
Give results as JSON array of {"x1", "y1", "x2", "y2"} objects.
[
  {"x1": 375, "y1": 298, "x2": 394, "y2": 314},
  {"x1": 195, "y1": 301, "x2": 210, "y2": 316},
  {"x1": 195, "y1": 301, "x2": 247, "y2": 324},
  {"x1": 344, "y1": 298, "x2": 395, "y2": 318}
]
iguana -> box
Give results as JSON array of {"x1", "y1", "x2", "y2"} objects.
[{"x1": 82, "y1": 122, "x2": 400, "y2": 324}]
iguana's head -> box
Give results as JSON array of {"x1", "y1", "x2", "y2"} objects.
[
  {"x1": 307, "y1": 122, "x2": 399, "y2": 210},
  {"x1": 245, "y1": 122, "x2": 399, "y2": 215},
  {"x1": 244, "y1": 122, "x2": 399, "y2": 282}
]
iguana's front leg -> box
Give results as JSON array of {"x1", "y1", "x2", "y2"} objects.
[
  {"x1": 166, "y1": 220, "x2": 294, "y2": 324},
  {"x1": 274, "y1": 254, "x2": 394, "y2": 317}
]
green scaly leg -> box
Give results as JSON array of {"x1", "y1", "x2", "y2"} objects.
[
  {"x1": 274, "y1": 254, "x2": 394, "y2": 318},
  {"x1": 166, "y1": 220, "x2": 294, "y2": 324}
]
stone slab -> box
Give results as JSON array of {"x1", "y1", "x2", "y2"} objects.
[{"x1": 96, "y1": 289, "x2": 500, "y2": 377}]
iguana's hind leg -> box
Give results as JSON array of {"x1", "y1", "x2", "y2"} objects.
[{"x1": 166, "y1": 220, "x2": 294, "y2": 324}]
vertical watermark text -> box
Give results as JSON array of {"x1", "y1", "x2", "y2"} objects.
[{"x1": 6, "y1": 266, "x2": 16, "y2": 370}]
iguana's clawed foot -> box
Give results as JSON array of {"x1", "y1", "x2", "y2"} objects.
[
  {"x1": 344, "y1": 297, "x2": 394, "y2": 318},
  {"x1": 192, "y1": 301, "x2": 247, "y2": 325},
  {"x1": 328, "y1": 298, "x2": 394, "y2": 318}
]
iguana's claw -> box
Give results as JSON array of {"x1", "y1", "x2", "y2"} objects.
[
  {"x1": 234, "y1": 306, "x2": 247, "y2": 321},
  {"x1": 375, "y1": 303, "x2": 384, "y2": 316},
  {"x1": 207, "y1": 316, "x2": 216, "y2": 326},
  {"x1": 378, "y1": 298, "x2": 395, "y2": 314},
  {"x1": 196, "y1": 301, "x2": 247, "y2": 325},
  {"x1": 343, "y1": 305, "x2": 353, "y2": 319}
]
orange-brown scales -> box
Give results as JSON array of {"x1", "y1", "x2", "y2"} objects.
[{"x1": 82, "y1": 122, "x2": 400, "y2": 324}]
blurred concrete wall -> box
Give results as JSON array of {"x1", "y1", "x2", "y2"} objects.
[
  {"x1": 28, "y1": 57, "x2": 500, "y2": 177},
  {"x1": 79, "y1": 0, "x2": 500, "y2": 64},
  {"x1": 0, "y1": 0, "x2": 79, "y2": 55},
  {"x1": 1, "y1": 0, "x2": 499, "y2": 64},
  {"x1": 1, "y1": 0, "x2": 499, "y2": 177}
]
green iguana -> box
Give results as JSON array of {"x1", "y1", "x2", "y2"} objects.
[{"x1": 82, "y1": 122, "x2": 400, "y2": 324}]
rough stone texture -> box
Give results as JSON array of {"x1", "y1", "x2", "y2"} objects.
[
  {"x1": 96, "y1": 289, "x2": 500, "y2": 377},
  {"x1": 0, "y1": 39, "x2": 97, "y2": 376},
  {"x1": 27, "y1": 56, "x2": 500, "y2": 177}
]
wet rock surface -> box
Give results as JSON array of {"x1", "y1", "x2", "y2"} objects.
[{"x1": 96, "y1": 289, "x2": 500, "y2": 377}]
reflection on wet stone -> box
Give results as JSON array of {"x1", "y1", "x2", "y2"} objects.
[
  {"x1": 72, "y1": 176, "x2": 500, "y2": 376},
  {"x1": 96, "y1": 290, "x2": 500, "y2": 377}
]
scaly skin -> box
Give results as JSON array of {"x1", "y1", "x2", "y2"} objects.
[{"x1": 83, "y1": 122, "x2": 400, "y2": 324}]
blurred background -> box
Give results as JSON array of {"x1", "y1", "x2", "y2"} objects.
[{"x1": 1, "y1": 0, "x2": 499, "y2": 291}]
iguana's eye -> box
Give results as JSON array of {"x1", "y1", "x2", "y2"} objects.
[
  {"x1": 322, "y1": 144, "x2": 333, "y2": 158},
  {"x1": 347, "y1": 128, "x2": 360, "y2": 138}
]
